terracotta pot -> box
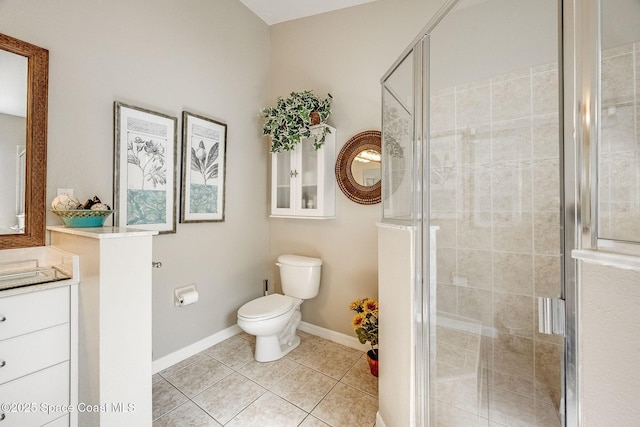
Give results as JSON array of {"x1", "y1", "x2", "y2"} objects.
[
  {"x1": 366, "y1": 349, "x2": 378, "y2": 377},
  {"x1": 310, "y1": 111, "x2": 321, "y2": 126}
]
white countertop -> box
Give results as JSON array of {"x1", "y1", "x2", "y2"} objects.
[
  {"x1": 0, "y1": 245, "x2": 79, "y2": 297},
  {"x1": 47, "y1": 225, "x2": 158, "y2": 239}
]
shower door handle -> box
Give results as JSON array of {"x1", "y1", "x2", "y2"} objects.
[{"x1": 538, "y1": 297, "x2": 565, "y2": 336}]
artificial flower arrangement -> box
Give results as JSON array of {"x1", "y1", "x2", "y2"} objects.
[{"x1": 349, "y1": 297, "x2": 379, "y2": 360}]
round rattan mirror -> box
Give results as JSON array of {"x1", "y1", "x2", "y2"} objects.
[{"x1": 335, "y1": 130, "x2": 381, "y2": 205}]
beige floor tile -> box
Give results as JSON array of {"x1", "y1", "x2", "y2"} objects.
[
  {"x1": 152, "y1": 331, "x2": 398, "y2": 427},
  {"x1": 226, "y1": 392, "x2": 308, "y2": 427},
  {"x1": 152, "y1": 378, "x2": 188, "y2": 420},
  {"x1": 435, "y1": 400, "x2": 487, "y2": 426},
  {"x1": 237, "y1": 331, "x2": 256, "y2": 343},
  {"x1": 159, "y1": 352, "x2": 212, "y2": 378},
  {"x1": 299, "y1": 415, "x2": 331, "y2": 426},
  {"x1": 163, "y1": 357, "x2": 233, "y2": 398},
  {"x1": 435, "y1": 375, "x2": 482, "y2": 416},
  {"x1": 489, "y1": 386, "x2": 535, "y2": 426},
  {"x1": 534, "y1": 401, "x2": 561, "y2": 426},
  {"x1": 298, "y1": 330, "x2": 331, "y2": 345},
  {"x1": 285, "y1": 335, "x2": 325, "y2": 363},
  {"x1": 341, "y1": 354, "x2": 378, "y2": 397},
  {"x1": 271, "y1": 365, "x2": 337, "y2": 412},
  {"x1": 153, "y1": 400, "x2": 221, "y2": 427},
  {"x1": 193, "y1": 372, "x2": 266, "y2": 424},
  {"x1": 326, "y1": 341, "x2": 364, "y2": 356},
  {"x1": 205, "y1": 335, "x2": 256, "y2": 369},
  {"x1": 238, "y1": 357, "x2": 299, "y2": 388},
  {"x1": 302, "y1": 345, "x2": 361, "y2": 380},
  {"x1": 311, "y1": 382, "x2": 378, "y2": 427},
  {"x1": 217, "y1": 334, "x2": 250, "y2": 348}
]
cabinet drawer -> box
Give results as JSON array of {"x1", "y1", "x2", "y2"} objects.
[
  {"x1": 0, "y1": 286, "x2": 69, "y2": 340},
  {"x1": 0, "y1": 323, "x2": 69, "y2": 385},
  {"x1": 0, "y1": 361, "x2": 69, "y2": 427}
]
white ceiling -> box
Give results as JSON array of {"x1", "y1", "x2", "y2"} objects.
[{"x1": 239, "y1": 0, "x2": 378, "y2": 25}]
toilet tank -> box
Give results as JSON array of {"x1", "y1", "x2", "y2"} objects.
[{"x1": 277, "y1": 255, "x2": 322, "y2": 299}]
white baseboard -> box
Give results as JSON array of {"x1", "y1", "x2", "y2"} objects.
[
  {"x1": 153, "y1": 322, "x2": 367, "y2": 374},
  {"x1": 375, "y1": 411, "x2": 386, "y2": 427},
  {"x1": 298, "y1": 321, "x2": 370, "y2": 352},
  {"x1": 152, "y1": 324, "x2": 241, "y2": 374}
]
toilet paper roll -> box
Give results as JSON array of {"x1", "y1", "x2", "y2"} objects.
[{"x1": 178, "y1": 290, "x2": 198, "y2": 306}]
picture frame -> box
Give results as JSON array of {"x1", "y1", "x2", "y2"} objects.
[
  {"x1": 113, "y1": 101, "x2": 177, "y2": 234},
  {"x1": 180, "y1": 111, "x2": 227, "y2": 223}
]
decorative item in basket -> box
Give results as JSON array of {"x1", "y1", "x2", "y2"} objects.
[{"x1": 51, "y1": 194, "x2": 113, "y2": 227}]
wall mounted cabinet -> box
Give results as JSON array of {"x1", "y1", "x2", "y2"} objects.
[{"x1": 271, "y1": 125, "x2": 336, "y2": 219}]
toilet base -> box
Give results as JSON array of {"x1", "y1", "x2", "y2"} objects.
[{"x1": 255, "y1": 334, "x2": 300, "y2": 362}]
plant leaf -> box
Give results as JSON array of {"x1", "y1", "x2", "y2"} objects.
[
  {"x1": 127, "y1": 153, "x2": 140, "y2": 166},
  {"x1": 205, "y1": 143, "x2": 219, "y2": 170},
  {"x1": 207, "y1": 164, "x2": 218, "y2": 180},
  {"x1": 190, "y1": 147, "x2": 201, "y2": 172}
]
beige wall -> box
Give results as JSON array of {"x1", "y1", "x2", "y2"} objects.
[
  {"x1": 580, "y1": 261, "x2": 640, "y2": 425},
  {"x1": 0, "y1": 0, "x2": 271, "y2": 359},
  {"x1": 267, "y1": 0, "x2": 443, "y2": 337}
]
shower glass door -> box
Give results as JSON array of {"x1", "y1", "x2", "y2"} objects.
[{"x1": 427, "y1": 0, "x2": 563, "y2": 424}]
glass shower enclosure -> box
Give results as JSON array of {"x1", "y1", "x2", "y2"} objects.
[{"x1": 381, "y1": 0, "x2": 565, "y2": 425}]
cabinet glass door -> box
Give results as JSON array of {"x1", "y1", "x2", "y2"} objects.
[
  {"x1": 275, "y1": 150, "x2": 293, "y2": 210},
  {"x1": 300, "y1": 140, "x2": 319, "y2": 212}
]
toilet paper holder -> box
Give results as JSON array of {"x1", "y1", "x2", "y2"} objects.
[{"x1": 174, "y1": 284, "x2": 198, "y2": 307}]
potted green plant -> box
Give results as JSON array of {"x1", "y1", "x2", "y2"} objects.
[
  {"x1": 349, "y1": 297, "x2": 379, "y2": 376},
  {"x1": 261, "y1": 90, "x2": 333, "y2": 153}
]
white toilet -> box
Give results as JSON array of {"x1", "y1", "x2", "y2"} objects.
[{"x1": 237, "y1": 254, "x2": 322, "y2": 362}]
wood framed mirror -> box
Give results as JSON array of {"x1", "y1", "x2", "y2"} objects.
[
  {"x1": 0, "y1": 34, "x2": 48, "y2": 249},
  {"x1": 335, "y1": 130, "x2": 381, "y2": 205}
]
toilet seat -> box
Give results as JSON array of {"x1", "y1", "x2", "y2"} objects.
[{"x1": 238, "y1": 294, "x2": 294, "y2": 321}]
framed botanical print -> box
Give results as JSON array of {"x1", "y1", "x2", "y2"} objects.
[
  {"x1": 180, "y1": 111, "x2": 227, "y2": 223},
  {"x1": 113, "y1": 101, "x2": 177, "y2": 233}
]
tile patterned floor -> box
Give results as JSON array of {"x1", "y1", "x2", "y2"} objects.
[{"x1": 152, "y1": 330, "x2": 378, "y2": 426}]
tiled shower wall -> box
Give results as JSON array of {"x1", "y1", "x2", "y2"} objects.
[
  {"x1": 599, "y1": 42, "x2": 640, "y2": 242},
  {"x1": 430, "y1": 61, "x2": 562, "y2": 425}
]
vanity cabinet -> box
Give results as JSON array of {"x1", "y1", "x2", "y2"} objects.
[
  {"x1": 0, "y1": 284, "x2": 78, "y2": 427},
  {"x1": 271, "y1": 125, "x2": 336, "y2": 218}
]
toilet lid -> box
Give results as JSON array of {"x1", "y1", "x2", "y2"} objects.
[{"x1": 238, "y1": 294, "x2": 294, "y2": 320}]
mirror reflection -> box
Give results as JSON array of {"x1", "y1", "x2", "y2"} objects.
[
  {"x1": 351, "y1": 149, "x2": 381, "y2": 187},
  {"x1": 0, "y1": 49, "x2": 27, "y2": 235},
  {"x1": 597, "y1": 0, "x2": 640, "y2": 242}
]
